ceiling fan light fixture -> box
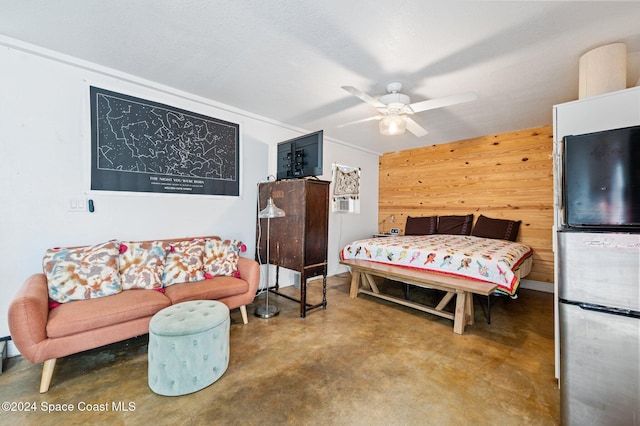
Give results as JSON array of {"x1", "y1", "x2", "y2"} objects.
[
  {"x1": 379, "y1": 114, "x2": 406, "y2": 135},
  {"x1": 340, "y1": 82, "x2": 474, "y2": 137}
]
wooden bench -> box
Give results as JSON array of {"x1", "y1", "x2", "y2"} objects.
[{"x1": 340, "y1": 259, "x2": 497, "y2": 334}]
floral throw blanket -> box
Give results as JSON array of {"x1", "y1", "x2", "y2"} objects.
[{"x1": 340, "y1": 235, "x2": 533, "y2": 295}]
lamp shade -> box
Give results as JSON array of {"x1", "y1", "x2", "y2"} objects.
[
  {"x1": 379, "y1": 114, "x2": 406, "y2": 135},
  {"x1": 258, "y1": 197, "x2": 286, "y2": 219}
]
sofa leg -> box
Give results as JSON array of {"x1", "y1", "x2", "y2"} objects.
[
  {"x1": 40, "y1": 358, "x2": 56, "y2": 393},
  {"x1": 239, "y1": 305, "x2": 248, "y2": 324}
]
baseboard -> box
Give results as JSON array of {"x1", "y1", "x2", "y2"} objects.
[
  {"x1": 2, "y1": 277, "x2": 549, "y2": 364},
  {"x1": 520, "y1": 279, "x2": 553, "y2": 293}
]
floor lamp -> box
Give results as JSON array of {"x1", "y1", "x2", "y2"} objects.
[{"x1": 255, "y1": 197, "x2": 286, "y2": 319}]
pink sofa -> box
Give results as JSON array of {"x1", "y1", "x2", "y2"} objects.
[{"x1": 8, "y1": 236, "x2": 260, "y2": 393}]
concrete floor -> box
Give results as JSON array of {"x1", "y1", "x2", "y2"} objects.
[{"x1": 0, "y1": 274, "x2": 559, "y2": 425}]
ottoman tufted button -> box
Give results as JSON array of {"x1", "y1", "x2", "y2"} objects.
[{"x1": 148, "y1": 300, "x2": 230, "y2": 396}]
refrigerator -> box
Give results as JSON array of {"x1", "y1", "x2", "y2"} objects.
[{"x1": 558, "y1": 231, "x2": 640, "y2": 426}]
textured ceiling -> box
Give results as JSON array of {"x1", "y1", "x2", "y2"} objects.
[{"x1": 1, "y1": 1, "x2": 639, "y2": 154}]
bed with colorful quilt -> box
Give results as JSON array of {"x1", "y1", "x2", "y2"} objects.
[{"x1": 339, "y1": 234, "x2": 533, "y2": 334}]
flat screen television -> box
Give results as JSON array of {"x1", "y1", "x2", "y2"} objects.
[
  {"x1": 563, "y1": 125, "x2": 640, "y2": 230},
  {"x1": 276, "y1": 130, "x2": 323, "y2": 180}
]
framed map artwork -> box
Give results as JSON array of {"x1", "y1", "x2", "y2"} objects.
[{"x1": 90, "y1": 86, "x2": 240, "y2": 196}]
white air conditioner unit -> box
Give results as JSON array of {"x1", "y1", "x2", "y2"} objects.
[
  {"x1": 336, "y1": 197, "x2": 350, "y2": 212},
  {"x1": 332, "y1": 196, "x2": 359, "y2": 214}
]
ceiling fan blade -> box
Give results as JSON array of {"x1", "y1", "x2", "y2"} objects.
[
  {"x1": 337, "y1": 115, "x2": 383, "y2": 128},
  {"x1": 405, "y1": 117, "x2": 429, "y2": 137},
  {"x1": 408, "y1": 91, "x2": 478, "y2": 113},
  {"x1": 341, "y1": 86, "x2": 387, "y2": 109}
]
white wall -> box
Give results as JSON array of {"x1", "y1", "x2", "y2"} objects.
[{"x1": 0, "y1": 37, "x2": 379, "y2": 342}]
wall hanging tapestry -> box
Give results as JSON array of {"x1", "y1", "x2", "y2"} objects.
[
  {"x1": 90, "y1": 86, "x2": 240, "y2": 196},
  {"x1": 332, "y1": 164, "x2": 360, "y2": 200}
]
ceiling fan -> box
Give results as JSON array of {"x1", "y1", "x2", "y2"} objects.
[{"x1": 339, "y1": 82, "x2": 478, "y2": 137}]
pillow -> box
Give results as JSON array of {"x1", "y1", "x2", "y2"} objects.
[
  {"x1": 436, "y1": 214, "x2": 474, "y2": 235},
  {"x1": 204, "y1": 238, "x2": 246, "y2": 277},
  {"x1": 404, "y1": 216, "x2": 438, "y2": 236},
  {"x1": 472, "y1": 214, "x2": 522, "y2": 242},
  {"x1": 43, "y1": 240, "x2": 122, "y2": 303},
  {"x1": 162, "y1": 239, "x2": 205, "y2": 287},
  {"x1": 119, "y1": 241, "x2": 169, "y2": 290}
]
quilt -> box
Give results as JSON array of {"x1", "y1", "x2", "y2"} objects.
[{"x1": 340, "y1": 234, "x2": 533, "y2": 295}]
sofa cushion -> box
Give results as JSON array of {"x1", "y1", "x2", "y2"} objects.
[
  {"x1": 163, "y1": 277, "x2": 249, "y2": 305},
  {"x1": 119, "y1": 241, "x2": 169, "y2": 290},
  {"x1": 43, "y1": 240, "x2": 122, "y2": 303},
  {"x1": 46, "y1": 289, "x2": 171, "y2": 338},
  {"x1": 204, "y1": 238, "x2": 244, "y2": 277},
  {"x1": 162, "y1": 239, "x2": 205, "y2": 287}
]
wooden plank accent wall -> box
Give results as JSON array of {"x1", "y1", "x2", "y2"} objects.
[{"x1": 378, "y1": 126, "x2": 554, "y2": 285}]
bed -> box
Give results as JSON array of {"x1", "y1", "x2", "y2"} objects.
[{"x1": 339, "y1": 217, "x2": 533, "y2": 334}]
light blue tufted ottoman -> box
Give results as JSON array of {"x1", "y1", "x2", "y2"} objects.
[{"x1": 148, "y1": 300, "x2": 230, "y2": 396}]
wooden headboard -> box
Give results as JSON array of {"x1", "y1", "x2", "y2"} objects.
[{"x1": 378, "y1": 126, "x2": 553, "y2": 285}]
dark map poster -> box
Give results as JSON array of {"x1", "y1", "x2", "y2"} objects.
[{"x1": 90, "y1": 86, "x2": 240, "y2": 196}]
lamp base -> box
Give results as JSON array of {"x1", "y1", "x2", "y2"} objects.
[{"x1": 254, "y1": 304, "x2": 280, "y2": 319}]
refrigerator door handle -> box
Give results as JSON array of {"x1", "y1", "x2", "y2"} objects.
[{"x1": 560, "y1": 298, "x2": 640, "y2": 319}]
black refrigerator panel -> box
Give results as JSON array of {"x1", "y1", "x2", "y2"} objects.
[
  {"x1": 558, "y1": 231, "x2": 640, "y2": 311},
  {"x1": 560, "y1": 303, "x2": 640, "y2": 426}
]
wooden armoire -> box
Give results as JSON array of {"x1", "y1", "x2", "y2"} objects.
[{"x1": 256, "y1": 179, "x2": 330, "y2": 317}]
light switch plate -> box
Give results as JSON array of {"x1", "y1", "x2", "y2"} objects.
[{"x1": 68, "y1": 198, "x2": 87, "y2": 212}]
